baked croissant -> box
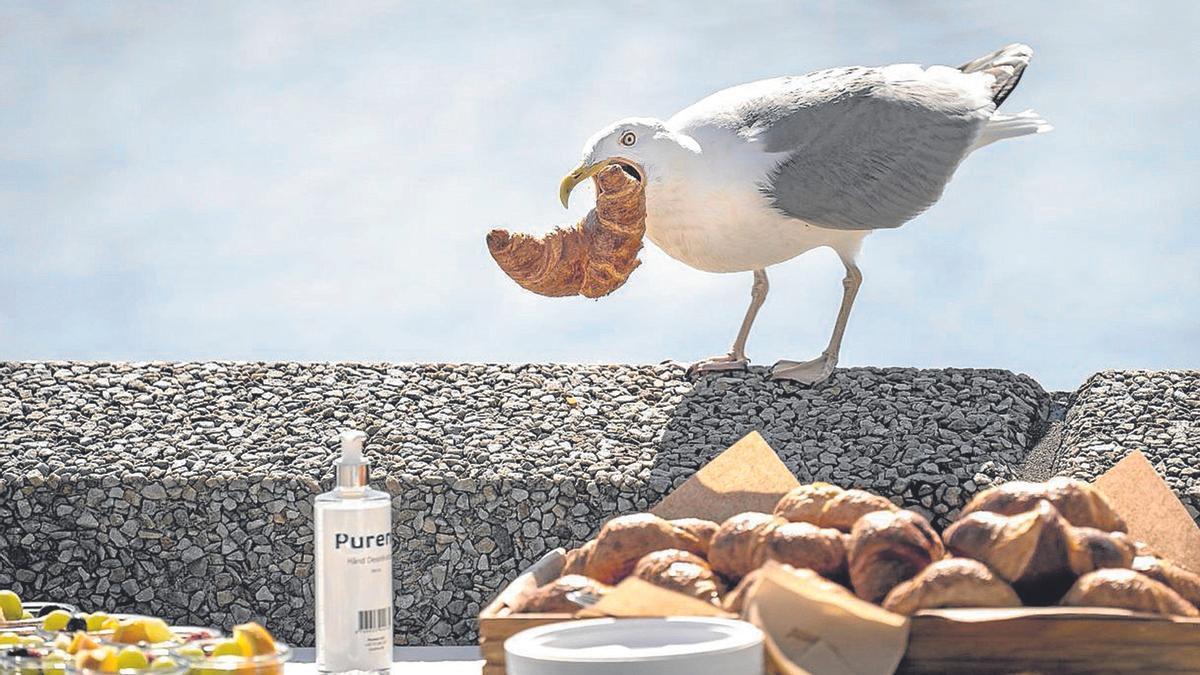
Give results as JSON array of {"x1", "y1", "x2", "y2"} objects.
[
  {"x1": 585, "y1": 513, "x2": 706, "y2": 584},
  {"x1": 943, "y1": 500, "x2": 1134, "y2": 605},
  {"x1": 943, "y1": 506, "x2": 1049, "y2": 584},
  {"x1": 847, "y1": 510, "x2": 944, "y2": 603},
  {"x1": 721, "y1": 567, "x2": 765, "y2": 614},
  {"x1": 774, "y1": 483, "x2": 897, "y2": 532},
  {"x1": 513, "y1": 574, "x2": 612, "y2": 614},
  {"x1": 1132, "y1": 555, "x2": 1200, "y2": 609},
  {"x1": 773, "y1": 483, "x2": 843, "y2": 524},
  {"x1": 760, "y1": 521, "x2": 848, "y2": 580},
  {"x1": 1066, "y1": 527, "x2": 1136, "y2": 575},
  {"x1": 561, "y1": 539, "x2": 595, "y2": 577},
  {"x1": 486, "y1": 164, "x2": 645, "y2": 298},
  {"x1": 882, "y1": 558, "x2": 1021, "y2": 615},
  {"x1": 631, "y1": 549, "x2": 725, "y2": 606},
  {"x1": 708, "y1": 512, "x2": 778, "y2": 582},
  {"x1": 1061, "y1": 569, "x2": 1199, "y2": 617},
  {"x1": 959, "y1": 477, "x2": 1127, "y2": 532},
  {"x1": 669, "y1": 518, "x2": 720, "y2": 557}
]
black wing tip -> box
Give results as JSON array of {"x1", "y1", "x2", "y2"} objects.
[
  {"x1": 959, "y1": 43, "x2": 1034, "y2": 108},
  {"x1": 959, "y1": 43, "x2": 1033, "y2": 71}
]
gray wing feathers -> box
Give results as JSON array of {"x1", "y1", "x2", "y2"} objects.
[{"x1": 756, "y1": 68, "x2": 986, "y2": 231}]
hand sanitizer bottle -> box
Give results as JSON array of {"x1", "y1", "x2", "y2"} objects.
[{"x1": 315, "y1": 430, "x2": 393, "y2": 674}]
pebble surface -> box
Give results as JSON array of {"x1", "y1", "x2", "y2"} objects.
[
  {"x1": 0, "y1": 362, "x2": 1192, "y2": 646},
  {"x1": 1057, "y1": 369, "x2": 1200, "y2": 521}
]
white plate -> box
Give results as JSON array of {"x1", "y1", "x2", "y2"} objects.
[{"x1": 504, "y1": 617, "x2": 763, "y2": 675}]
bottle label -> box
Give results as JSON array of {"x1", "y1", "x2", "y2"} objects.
[{"x1": 316, "y1": 505, "x2": 393, "y2": 672}]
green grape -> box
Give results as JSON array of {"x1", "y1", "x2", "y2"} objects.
[
  {"x1": 40, "y1": 653, "x2": 68, "y2": 675},
  {"x1": 117, "y1": 646, "x2": 150, "y2": 670},
  {"x1": 174, "y1": 645, "x2": 204, "y2": 660},
  {"x1": 42, "y1": 609, "x2": 72, "y2": 632},
  {"x1": 86, "y1": 612, "x2": 111, "y2": 633},
  {"x1": 0, "y1": 591, "x2": 23, "y2": 621}
]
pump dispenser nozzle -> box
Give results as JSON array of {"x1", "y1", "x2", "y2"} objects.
[{"x1": 335, "y1": 430, "x2": 369, "y2": 489}]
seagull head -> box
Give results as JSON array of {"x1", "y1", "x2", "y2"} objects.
[{"x1": 559, "y1": 117, "x2": 697, "y2": 208}]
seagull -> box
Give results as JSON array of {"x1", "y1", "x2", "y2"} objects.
[{"x1": 559, "y1": 44, "x2": 1051, "y2": 384}]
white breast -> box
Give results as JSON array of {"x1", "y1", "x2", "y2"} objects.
[{"x1": 643, "y1": 141, "x2": 867, "y2": 274}]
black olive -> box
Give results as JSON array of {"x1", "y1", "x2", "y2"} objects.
[
  {"x1": 37, "y1": 604, "x2": 65, "y2": 617},
  {"x1": 6, "y1": 647, "x2": 31, "y2": 658},
  {"x1": 65, "y1": 614, "x2": 88, "y2": 632}
]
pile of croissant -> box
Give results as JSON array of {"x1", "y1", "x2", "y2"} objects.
[{"x1": 512, "y1": 478, "x2": 1200, "y2": 618}]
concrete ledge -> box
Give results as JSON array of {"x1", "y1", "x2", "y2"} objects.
[{"x1": 0, "y1": 362, "x2": 1194, "y2": 646}]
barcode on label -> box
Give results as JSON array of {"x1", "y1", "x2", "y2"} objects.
[{"x1": 357, "y1": 607, "x2": 391, "y2": 632}]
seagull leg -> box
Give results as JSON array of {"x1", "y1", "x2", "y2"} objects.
[
  {"x1": 772, "y1": 260, "x2": 862, "y2": 385},
  {"x1": 689, "y1": 269, "x2": 769, "y2": 374}
]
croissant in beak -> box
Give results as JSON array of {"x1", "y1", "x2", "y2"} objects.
[{"x1": 486, "y1": 163, "x2": 645, "y2": 299}]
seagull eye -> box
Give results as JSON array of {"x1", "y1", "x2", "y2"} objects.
[{"x1": 619, "y1": 131, "x2": 636, "y2": 147}]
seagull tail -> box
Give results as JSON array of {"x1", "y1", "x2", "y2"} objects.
[{"x1": 969, "y1": 109, "x2": 1053, "y2": 153}]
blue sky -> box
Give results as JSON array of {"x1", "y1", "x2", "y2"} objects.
[{"x1": 1, "y1": 2, "x2": 1197, "y2": 391}]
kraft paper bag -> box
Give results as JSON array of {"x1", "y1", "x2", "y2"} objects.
[
  {"x1": 578, "y1": 577, "x2": 733, "y2": 619},
  {"x1": 1094, "y1": 449, "x2": 1200, "y2": 572},
  {"x1": 742, "y1": 562, "x2": 909, "y2": 675},
  {"x1": 652, "y1": 430, "x2": 801, "y2": 523}
]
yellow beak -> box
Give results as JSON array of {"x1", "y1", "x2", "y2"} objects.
[{"x1": 559, "y1": 160, "x2": 613, "y2": 209}]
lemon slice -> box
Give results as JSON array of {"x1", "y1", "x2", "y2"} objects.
[
  {"x1": 210, "y1": 639, "x2": 246, "y2": 658},
  {"x1": 232, "y1": 623, "x2": 277, "y2": 657}
]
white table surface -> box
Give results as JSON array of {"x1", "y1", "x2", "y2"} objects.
[{"x1": 286, "y1": 647, "x2": 483, "y2": 674}]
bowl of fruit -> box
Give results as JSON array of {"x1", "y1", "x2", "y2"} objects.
[
  {"x1": 39, "y1": 615, "x2": 221, "y2": 650},
  {"x1": 0, "y1": 631, "x2": 184, "y2": 675},
  {"x1": 0, "y1": 590, "x2": 79, "y2": 634},
  {"x1": 70, "y1": 640, "x2": 186, "y2": 675},
  {"x1": 39, "y1": 611, "x2": 123, "y2": 637},
  {"x1": 171, "y1": 624, "x2": 290, "y2": 675},
  {"x1": 0, "y1": 631, "x2": 69, "y2": 673}
]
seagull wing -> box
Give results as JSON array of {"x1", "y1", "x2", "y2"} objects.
[{"x1": 744, "y1": 66, "x2": 995, "y2": 231}]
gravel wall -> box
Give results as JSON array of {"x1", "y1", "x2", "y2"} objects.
[
  {"x1": 1057, "y1": 370, "x2": 1200, "y2": 521},
  {"x1": 0, "y1": 362, "x2": 1194, "y2": 646}
]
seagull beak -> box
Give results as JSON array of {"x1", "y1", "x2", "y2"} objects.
[{"x1": 559, "y1": 160, "x2": 611, "y2": 209}]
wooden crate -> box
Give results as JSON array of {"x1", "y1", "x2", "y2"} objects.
[
  {"x1": 478, "y1": 550, "x2": 570, "y2": 675},
  {"x1": 481, "y1": 551, "x2": 1200, "y2": 675},
  {"x1": 900, "y1": 609, "x2": 1200, "y2": 674}
]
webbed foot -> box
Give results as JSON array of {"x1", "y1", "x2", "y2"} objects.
[
  {"x1": 688, "y1": 353, "x2": 750, "y2": 375},
  {"x1": 771, "y1": 352, "x2": 837, "y2": 385}
]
